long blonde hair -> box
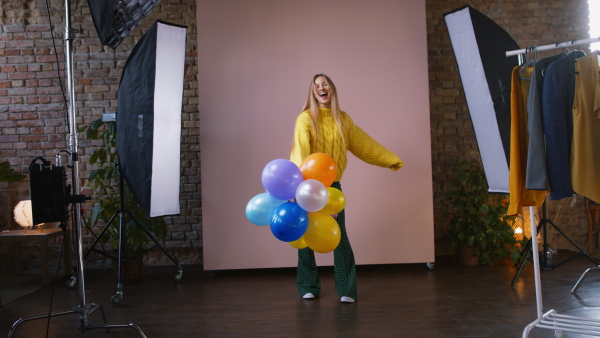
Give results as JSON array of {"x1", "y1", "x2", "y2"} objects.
[{"x1": 302, "y1": 74, "x2": 347, "y2": 146}]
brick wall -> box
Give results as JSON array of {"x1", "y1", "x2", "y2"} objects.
[
  {"x1": 0, "y1": 0, "x2": 200, "y2": 270},
  {"x1": 0, "y1": 0, "x2": 594, "y2": 271}
]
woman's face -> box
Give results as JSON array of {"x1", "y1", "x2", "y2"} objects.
[{"x1": 313, "y1": 76, "x2": 332, "y2": 108}]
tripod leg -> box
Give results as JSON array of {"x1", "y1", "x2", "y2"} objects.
[
  {"x1": 512, "y1": 238, "x2": 533, "y2": 287},
  {"x1": 84, "y1": 212, "x2": 119, "y2": 260},
  {"x1": 547, "y1": 219, "x2": 599, "y2": 266},
  {"x1": 8, "y1": 307, "x2": 80, "y2": 337},
  {"x1": 124, "y1": 210, "x2": 181, "y2": 266},
  {"x1": 512, "y1": 222, "x2": 545, "y2": 286}
]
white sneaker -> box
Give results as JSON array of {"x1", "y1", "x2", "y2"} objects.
[
  {"x1": 340, "y1": 296, "x2": 355, "y2": 303},
  {"x1": 302, "y1": 293, "x2": 315, "y2": 299}
]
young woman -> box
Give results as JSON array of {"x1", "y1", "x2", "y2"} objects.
[{"x1": 290, "y1": 74, "x2": 403, "y2": 303}]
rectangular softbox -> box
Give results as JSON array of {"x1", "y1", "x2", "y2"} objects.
[
  {"x1": 116, "y1": 20, "x2": 187, "y2": 217},
  {"x1": 444, "y1": 5, "x2": 520, "y2": 193},
  {"x1": 88, "y1": 0, "x2": 162, "y2": 49}
]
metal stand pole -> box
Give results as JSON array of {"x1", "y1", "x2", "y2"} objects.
[
  {"x1": 511, "y1": 201, "x2": 599, "y2": 286},
  {"x1": 8, "y1": 1, "x2": 145, "y2": 336}
]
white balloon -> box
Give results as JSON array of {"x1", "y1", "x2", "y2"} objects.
[{"x1": 295, "y1": 179, "x2": 328, "y2": 212}]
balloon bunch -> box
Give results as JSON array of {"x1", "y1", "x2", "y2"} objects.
[{"x1": 245, "y1": 153, "x2": 346, "y2": 253}]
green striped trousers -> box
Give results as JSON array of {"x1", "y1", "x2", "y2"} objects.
[{"x1": 296, "y1": 181, "x2": 357, "y2": 299}]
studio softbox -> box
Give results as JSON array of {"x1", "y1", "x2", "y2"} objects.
[
  {"x1": 116, "y1": 20, "x2": 187, "y2": 217},
  {"x1": 444, "y1": 5, "x2": 520, "y2": 193},
  {"x1": 88, "y1": 0, "x2": 161, "y2": 49}
]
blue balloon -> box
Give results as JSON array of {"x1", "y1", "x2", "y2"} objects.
[
  {"x1": 246, "y1": 193, "x2": 286, "y2": 226},
  {"x1": 261, "y1": 159, "x2": 304, "y2": 200},
  {"x1": 270, "y1": 202, "x2": 308, "y2": 242}
]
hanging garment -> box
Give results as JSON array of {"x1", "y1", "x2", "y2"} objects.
[
  {"x1": 571, "y1": 51, "x2": 600, "y2": 203},
  {"x1": 508, "y1": 65, "x2": 548, "y2": 216},
  {"x1": 525, "y1": 52, "x2": 566, "y2": 190},
  {"x1": 542, "y1": 50, "x2": 586, "y2": 200}
]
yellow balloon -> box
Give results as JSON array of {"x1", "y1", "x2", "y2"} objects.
[
  {"x1": 320, "y1": 187, "x2": 346, "y2": 215},
  {"x1": 304, "y1": 212, "x2": 341, "y2": 253},
  {"x1": 289, "y1": 237, "x2": 308, "y2": 249}
]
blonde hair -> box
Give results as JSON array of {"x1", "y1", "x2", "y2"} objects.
[{"x1": 302, "y1": 74, "x2": 348, "y2": 146}]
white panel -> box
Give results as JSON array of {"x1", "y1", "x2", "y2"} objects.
[
  {"x1": 445, "y1": 8, "x2": 510, "y2": 193},
  {"x1": 150, "y1": 22, "x2": 186, "y2": 217}
]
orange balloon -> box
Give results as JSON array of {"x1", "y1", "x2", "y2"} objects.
[
  {"x1": 304, "y1": 212, "x2": 341, "y2": 253},
  {"x1": 299, "y1": 153, "x2": 336, "y2": 187}
]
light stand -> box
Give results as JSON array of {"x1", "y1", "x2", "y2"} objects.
[
  {"x1": 510, "y1": 200, "x2": 599, "y2": 286},
  {"x1": 85, "y1": 158, "x2": 183, "y2": 306},
  {"x1": 8, "y1": 1, "x2": 145, "y2": 336}
]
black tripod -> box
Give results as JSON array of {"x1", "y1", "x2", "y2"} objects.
[
  {"x1": 511, "y1": 201, "x2": 599, "y2": 286},
  {"x1": 85, "y1": 160, "x2": 183, "y2": 305}
]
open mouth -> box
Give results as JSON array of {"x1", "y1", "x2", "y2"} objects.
[{"x1": 319, "y1": 92, "x2": 328, "y2": 99}]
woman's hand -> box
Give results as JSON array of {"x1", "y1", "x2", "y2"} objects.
[{"x1": 391, "y1": 163, "x2": 403, "y2": 171}]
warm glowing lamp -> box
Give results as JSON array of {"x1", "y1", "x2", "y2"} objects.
[
  {"x1": 14, "y1": 200, "x2": 36, "y2": 230},
  {"x1": 13, "y1": 200, "x2": 60, "y2": 231}
]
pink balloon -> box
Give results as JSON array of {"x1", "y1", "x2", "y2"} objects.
[{"x1": 295, "y1": 179, "x2": 328, "y2": 212}]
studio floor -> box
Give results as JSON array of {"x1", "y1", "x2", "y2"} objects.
[{"x1": 2, "y1": 252, "x2": 600, "y2": 337}]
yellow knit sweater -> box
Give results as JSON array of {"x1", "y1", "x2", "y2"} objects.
[{"x1": 290, "y1": 108, "x2": 403, "y2": 181}]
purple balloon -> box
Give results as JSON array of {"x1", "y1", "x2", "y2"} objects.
[{"x1": 261, "y1": 159, "x2": 303, "y2": 200}]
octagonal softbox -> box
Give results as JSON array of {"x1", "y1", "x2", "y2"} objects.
[
  {"x1": 444, "y1": 5, "x2": 520, "y2": 193},
  {"x1": 88, "y1": 0, "x2": 161, "y2": 49},
  {"x1": 116, "y1": 20, "x2": 187, "y2": 217}
]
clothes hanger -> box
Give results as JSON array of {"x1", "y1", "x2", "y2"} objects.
[{"x1": 518, "y1": 46, "x2": 536, "y2": 80}]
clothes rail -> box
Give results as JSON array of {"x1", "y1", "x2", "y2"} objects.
[
  {"x1": 506, "y1": 37, "x2": 600, "y2": 57},
  {"x1": 521, "y1": 207, "x2": 600, "y2": 337}
]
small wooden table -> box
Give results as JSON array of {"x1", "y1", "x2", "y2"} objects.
[{"x1": 0, "y1": 228, "x2": 64, "y2": 285}]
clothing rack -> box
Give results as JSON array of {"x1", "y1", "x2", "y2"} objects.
[
  {"x1": 506, "y1": 38, "x2": 600, "y2": 337},
  {"x1": 506, "y1": 36, "x2": 599, "y2": 57},
  {"x1": 522, "y1": 207, "x2": 600, "y2": 337}
]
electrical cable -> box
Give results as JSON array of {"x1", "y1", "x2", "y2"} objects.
[{"x1": 44, "y1": 0, "x2": 70, "y2": 135}]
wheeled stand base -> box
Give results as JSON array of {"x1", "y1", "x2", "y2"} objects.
[{"x1": 8, "y1": 303, "x2": 146, "y2": 337}]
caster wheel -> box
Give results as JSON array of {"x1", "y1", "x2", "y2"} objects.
[
  {"x1": 175, "y1": 270, "x2": 183, "y2": 283},
  {"x1": 554, "y1": 330, "x2": 564, "y2": 338},
  {"x1": 111, "y1": 294, "x2": 122, "y2": 306},
  {"x1": 66, "y1": 277, "x2": 77, "y2": 290},
  {"x1": 426, "y1": 262, "x2": 435, "y2": 270}
]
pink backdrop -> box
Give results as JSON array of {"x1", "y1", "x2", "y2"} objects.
[{"x1": 197, "y1": 0, "x2": 433, "y2": 270}]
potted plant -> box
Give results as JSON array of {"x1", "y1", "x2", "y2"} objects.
[
  {"x1": 80, "y1": 118, "x2": 167, "y2": 278},
  {"x1": 0, "y1": 152, "x2": 26, "y2": 182},
  {"x1": 444, "y1": 160, "x2": 519, "y2": 265}
]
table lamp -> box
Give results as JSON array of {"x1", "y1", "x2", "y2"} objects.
[{"x1": 13, "y1": 200, "x2": 60, "y2": 231}]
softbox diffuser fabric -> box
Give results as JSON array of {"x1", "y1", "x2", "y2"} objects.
[
  {"x1": 117, "y1": 20, "x2": 187, "y2": 217},
  {"x1": 88, "y1": 0, "x2": 161, "y2": 49},
  {"x1": 444, "y1": 5, "x2": 520, "y2": 193}
]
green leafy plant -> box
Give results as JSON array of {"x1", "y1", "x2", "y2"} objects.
[
  {"x1": 80, "y1": 118, "x2": 167, "y2": 269},
  {"x1": 444, "y1": 160, "x2": 519, "y2": 265},
  {"x1": 0, "y1": 152, "x2": 26, "y2": 182}
]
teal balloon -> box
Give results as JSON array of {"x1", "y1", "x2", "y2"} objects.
[
  {"x1": 270, "y1": 202, "x2": 308, "y2": 242},
  {"x1": 246, "y1": 193, "x2": 286, "y2": 226}
]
